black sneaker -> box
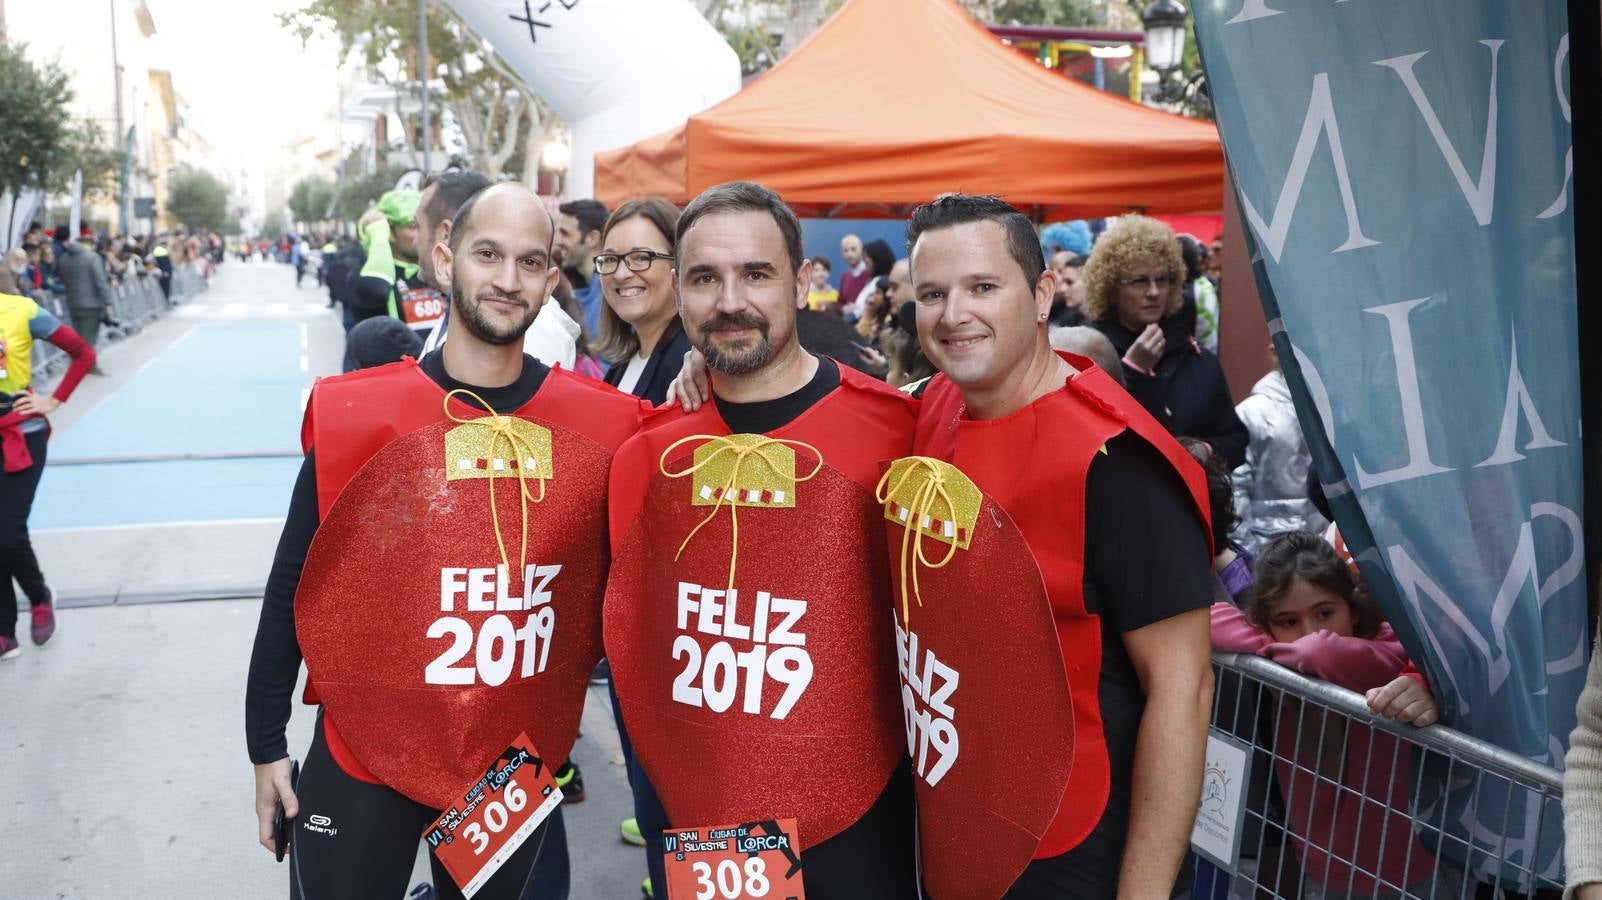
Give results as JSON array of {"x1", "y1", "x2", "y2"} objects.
[
  {"x1": 555, "y1": 760, "x2": 584, "y2": 804},
  {"x1": 589, "y1": 658, "x2": 612, "y2": 685}
]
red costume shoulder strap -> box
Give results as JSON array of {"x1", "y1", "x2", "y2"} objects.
[
  {"x1": 307, "y1": 359, "x2": 441, "y2": 518},
  {"x1": 526, "y1": 366, "x2": 648, "y2": 453}
]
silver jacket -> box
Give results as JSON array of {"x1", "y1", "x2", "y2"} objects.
[{"x1": 1231, "y1": 370, "x2": 1327, "y2": 553}]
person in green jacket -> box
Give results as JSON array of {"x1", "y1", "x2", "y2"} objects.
[{"x1": 350, "y1": 190, "x2": 447, "y2": 340}]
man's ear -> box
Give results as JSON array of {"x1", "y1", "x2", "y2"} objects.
[
  {"x1": 794, "y1": 259, "x2": 813, "y2": 311},
  {"x1": 1035, "y1": 269, "x2": 1058, "y2": 319},
  {"x1": 433, "y1": 243, "x2": 454, "y2": 295},
  {"x1": 541, "y1": 265, "x2": 560, "y2": 309},
  {"x1": 437, "y1": 219, "x2": 453, "y2": 250}
]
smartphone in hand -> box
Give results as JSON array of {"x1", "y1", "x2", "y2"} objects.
[{"x1": 274, "y1": 759, "x2": 300, "y2": 863}]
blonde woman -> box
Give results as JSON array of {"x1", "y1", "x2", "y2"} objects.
[{"x1": 1085, "y1": 215, "x2": 1247, "y2": 468}]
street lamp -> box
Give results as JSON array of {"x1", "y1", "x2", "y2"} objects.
[{"x1": 1141, "y1": 0, "x2": 1188, "y2": 74}]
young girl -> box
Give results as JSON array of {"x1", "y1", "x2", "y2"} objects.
[{"x1": 1212, "y1": 530, "x2": 1447, "y2": 897}]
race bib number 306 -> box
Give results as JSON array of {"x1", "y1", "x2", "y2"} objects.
[
  {"x1": 424, "y1": 734, "x2": 563, "y2": 898},
  {"x1": 663, "y1": 818, "x2": 806, "y2": 900}
]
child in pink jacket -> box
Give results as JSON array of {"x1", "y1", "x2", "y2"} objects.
[{"x1": 1212, "y1": 530, "x2": 1449, "y2": 897}]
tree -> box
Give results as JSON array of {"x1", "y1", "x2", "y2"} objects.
[
  {"x1": 260, "y1": 210, "x2": 289, "y2": 241},
  {"x1": 283, "y1": 1, "x2": 555, "y2": 184},
  {"x1": 288, "y1": 176, "x2": 337, "y2": 228},
  {"x1": 51, "y1": 120, "x2": 128, "y2": 204},
  {"x1": 166, "y1": 168, "x2": 229, "y2": 233},
  {"x1": 0, "y1": 41, "x2": 74, "y2": 203},
  {"x1": 959, "y1": 0, "x2": 1105, "y2": 25},
  {"x1": 333, "y1": 163, "x2": 410, "y2": 223}
]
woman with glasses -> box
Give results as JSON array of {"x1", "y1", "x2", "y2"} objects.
[
  {"x1": 596, "y1": 198, "x2": 694, "y2": 405},
  {"x1": 1085, "y1": 215, "x2": 1248, "y2": 468}
]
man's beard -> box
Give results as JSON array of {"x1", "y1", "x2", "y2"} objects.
[
  {"x1": 452, "y1": 282, "x2": 538, "y2": 347},
  {"x1": 696, "y1": 311, "x2": 772, "y2": 375}
]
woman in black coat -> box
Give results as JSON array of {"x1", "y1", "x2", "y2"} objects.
[
  {"x1": 1084, "y1": 215, "x2": 1248, "y2": 469},
  {"x1": 595, "y1": 197, "x2": 695, "y2": 406}
]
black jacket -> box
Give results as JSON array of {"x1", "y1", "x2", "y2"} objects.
[
  {"x1": 603, "y1": 320, "x2": 696, "y2": 406},
  {"x1": 796, "y1": 308, "x2": 884, "y2": 376},
  {"x1": 1095, "y1": 317, "x2": 1248, "y2": 469}
]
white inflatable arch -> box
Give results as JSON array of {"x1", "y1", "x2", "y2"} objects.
[{"x1": 447, "y1": 0, "x2": 741, "y2": 199}]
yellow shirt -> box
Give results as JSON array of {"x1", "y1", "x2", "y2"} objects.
[
  {"x1": 806, "y1": 287, "x2": 840, "y2": 311},
  {"x1": 0, "y1": 292, "x2": 41, "y2": 394}
]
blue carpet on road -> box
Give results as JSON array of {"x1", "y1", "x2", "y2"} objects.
[{"x1": 34, "y1": 322, "x2": 307, "y2": 529}]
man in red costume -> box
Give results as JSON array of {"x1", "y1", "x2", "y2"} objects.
[
  {"x1": 246, "y1": 182, "x2": 644, "y2": 899},
  {"x1": 892, "y1": 194, "x2": 1215, "y2": 898},
  {"x1": 605, "y1": 181, "x2": 918, "y2": 898}
]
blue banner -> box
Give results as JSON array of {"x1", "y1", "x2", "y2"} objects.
[{"x1": 1195, "y1": 1, "x2": 1582, "y2": 887}]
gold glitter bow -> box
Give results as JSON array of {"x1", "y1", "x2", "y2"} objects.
[
  {"x1": 659, "y1": 433, "x2": 823, "y2": 592},
  {"x1": 875, "y1": 457, "x2": 978, "y2": 626},
  {"x1": 442, "y1": 388, "x2": 550, "y2": 580}
]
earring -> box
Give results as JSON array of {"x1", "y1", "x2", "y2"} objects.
[{"x1": 1038, "y1": 312, "x2": 1048, "y2": 321}]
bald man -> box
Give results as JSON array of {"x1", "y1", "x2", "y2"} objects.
[{"x1": 247, "y1": 184, "x2": 647, "y2": 899}]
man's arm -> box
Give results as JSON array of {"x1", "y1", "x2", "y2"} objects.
[{"x1": 1118, "y1": 607, "x2": 1214, "y2": 898}]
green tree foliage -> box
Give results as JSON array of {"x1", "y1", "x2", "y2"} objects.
[
  {"x1": 283, "y1": 2, "x2": 552, "y2": 181},
  {"x1": 166, "y1": 168, "x2": 229, "y2": 233},
  {"x1": 54, "y1": 120, "x2": 128, "y2": 203},
  {"x1": 260, "y1": 210, "x2": 289, "y2": 241},
  {"x1": 0, "y1": 41, "x2": 73, "y2": 201},
  {"x1": 333, "y1": 164, "x2": 410, "y2": 223},
  {"x1": 960, "y1": 0, "x2": 1104, "y2": 25},
  {"x1": 288, "y1": 177, "x2": 337, "y2": 227}
]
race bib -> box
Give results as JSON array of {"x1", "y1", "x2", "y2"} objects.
[
  {"x1": 663, "y1": 818, "x2": 806, "y2": 900},
  {"x1": 398, "y1": 283, "x2": 448, "y2": 327},
  {"x1": 425, "y1": 734, "x2": 563, "y2": 898}
]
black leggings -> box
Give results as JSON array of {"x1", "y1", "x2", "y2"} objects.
[
  {"x1": 0, "y1": 427, "x2": 50, "y2": 640},
  {"x1": 290, "y1": 713, "x2": 567, "y2": 900}
]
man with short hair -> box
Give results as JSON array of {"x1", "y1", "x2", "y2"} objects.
[
  {"x1": 56, "y1": 231, "x2": 112, "y2": 351},
  {"x1": 1048, "y1": 249, "x2": 1088, "y2": 326},
  {"x1": 248, "y1": 183, "x2": 644, "y2": 900},
  {"x1": 836, "y1": 233, "x2": 870, "y2": 314},
  {"x1": 349, "y1": 190, "x2": 437, "y2": 338},
  {"x1": 605, "y1": 181, "x2": 918, "y2": 898},
  {"x1": 418, "y1": 171, "x2": 578, "y2": 372},
  {"x1": 554, "y1": 198, "x2": 609, "y2": 338},
  {"x1": 894, "y1": 194, "x2": 1214, "y2": 897}
]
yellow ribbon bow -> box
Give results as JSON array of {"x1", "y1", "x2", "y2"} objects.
[
  {"x1": 442, "y1": 388, "x2": 549, "y2": 580},
  {"x1": 658, "y1": 433, "x2": 823, "y2": 592},
  {"x1": 874, "y1": 457, "x2": 963, "y2": 627}
]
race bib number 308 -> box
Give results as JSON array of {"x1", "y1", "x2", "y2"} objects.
[
  {"x1": 663, "y1": 818, "x2": 807, "y2": 900},
  {"x1": 424, "y1": 734, "x2": 563, "y2": 898}
]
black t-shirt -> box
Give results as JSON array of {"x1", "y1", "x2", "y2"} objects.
[
  {"x1": 655, "y1": 353, "x2": 916, "y2": 896},
  {"x1": 908, "y1": 381, "x2": 1211, "y2": 895},
  {"x1": 711, "y1": 354, "x2": 840, "y2": 433},
  {"x1": 244, "y1": 355, "x2": 549, "y2": 764}
]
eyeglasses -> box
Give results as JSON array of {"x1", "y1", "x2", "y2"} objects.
[
  {"x1": 594, "y1": 250, "x2": 673, "y2": 275},
  {"x1": 1116, "y1": 274, "x2": 1175, "y2": 290}
]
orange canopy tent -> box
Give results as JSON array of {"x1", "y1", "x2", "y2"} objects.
[{"x1": 594, "y1": 0, "x2": 1224, "y2": 219}]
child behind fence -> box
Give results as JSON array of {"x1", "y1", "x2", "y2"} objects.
[{"x1": 1211, "y1": 530, "x2": 1452, "y2": 897}]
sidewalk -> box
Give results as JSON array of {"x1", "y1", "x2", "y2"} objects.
[{"x1": 0, "y1": 600, "x2": 642, "y2": 899}]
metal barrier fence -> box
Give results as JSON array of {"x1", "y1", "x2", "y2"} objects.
[
  {"x1": 29, "y1": 262, "x2": 205, "y2": 384},
  {"x1": 1194, "y1": 652, "x2": 1566, "y2": 899}
]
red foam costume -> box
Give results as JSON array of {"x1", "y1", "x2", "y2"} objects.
[
  {"x1": 295, "y1": 359, "x2": 643, "y2": 809},
  {"x1": 885, "y1": 352, "x2": 1211, "y2": 898},
  {"x1": 604, "y1": 365, "x2": 916, "y2": 849}
]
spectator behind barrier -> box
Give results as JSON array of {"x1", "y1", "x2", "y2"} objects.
[
  {"x1": 1233, "y1": 344, "x2": 1327, "y2": 554},
  {"x1": 1084, "y1": 215, "x2": 1248, "y2": 468},
  {"x1": 1211, "y1": 531, "x2": 1448, "y2": 897}
]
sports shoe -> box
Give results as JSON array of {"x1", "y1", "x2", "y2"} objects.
[
  {"x1": 555, "y1": 761, "x2": 584, "y2": 804},
  {"x1": 621, "y1": 817, "x2": 645, "y2": 847},
  {"x1": 641, "y1": 877, "x2": 653, "y2": 899},
  {"x1": 589, "y1": 658, "x2": 612, "y2": 685},
  {"x1": 31, "y1": 590, "x2": 56, "y2": 645},
  {"x1": 0, "y1": 635, "x2": 19, "y2": 660}
]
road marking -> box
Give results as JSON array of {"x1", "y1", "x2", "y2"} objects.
[
  {"x1": 33, "y1": 517, "x2": 285, "y2": 535},
  {"x1": 265, "y1": 303, "x2": 288, "y2": 315},
  {"x1": 222, "y1": 303, "x2": 247, "y2": 316}
]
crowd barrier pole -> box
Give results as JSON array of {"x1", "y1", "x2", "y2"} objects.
[
  {"x1": 1196, "y1": 652, "x2": 1566, "y2": 899},
  {"x1": 26, "y1": 261, "x2": 207, "y2": 387}
]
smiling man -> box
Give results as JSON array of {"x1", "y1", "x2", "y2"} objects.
[
  {"x1": 604, "y1": 182, "x2": 918, "y2": 898},
  {"x1": 247, "y1": 183, "x2": 643, "y2": 900},
  {"x1": 892, "y1": 194, "x2": 1216, "y2": 898}
]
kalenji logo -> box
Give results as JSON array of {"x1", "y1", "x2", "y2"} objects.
[{"x1": 302, "y1": 814, "x2": 338, "y2": 837}]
